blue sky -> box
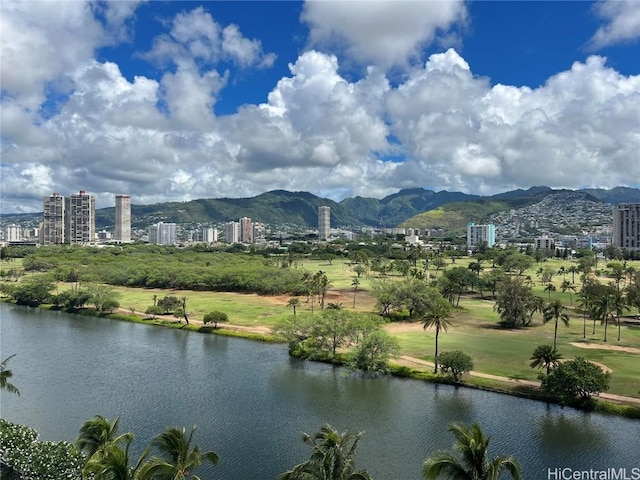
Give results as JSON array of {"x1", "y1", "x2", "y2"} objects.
[{"x1": 1, "y1": 0, "x2": 639, "y2": 212}]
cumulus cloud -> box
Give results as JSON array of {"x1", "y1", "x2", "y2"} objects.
[
  {"x1": 386, "y1": 50, "x2": 640, "y2": 194},
  {"x1": 1, "y1": 2, "x2": 639, "y2": 214},
  {"x1": 301, "y1": 0, "x2": 467, "y2": 69},
  {"x1": 143, "y1": 7, "x2": 276, "y2": 69},
  {"x1": 588, "y1": 0, "x2": 640, "y2": 50}
]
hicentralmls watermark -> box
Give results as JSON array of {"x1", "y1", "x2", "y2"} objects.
[{"x1": 547, "y1": 468, "x2": 640, "y2": 480}]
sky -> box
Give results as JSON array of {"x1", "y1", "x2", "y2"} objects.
[{"x1": 1, "y1": 0, "x2": 639, "y2": 213}]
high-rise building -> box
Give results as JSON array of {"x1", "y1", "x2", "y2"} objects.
[
  {"x1": 240, "y1": 217, "x2": 253, "y2": 243},
  {"x1": 65, "y1": 190, "x2": 95, "y2": 244},
  {"x1": 225, "y1": 222, "x2": 240, "y2": 244},
  {"x1": 466, "y1": 223, "x2": 495, "y2": 249},
  {"x1": 613, "y1": 203, "x2": 640, "y2": 250},
  {"x1": 42, "y1": 193, "x2": 65, "y2": 245},
  {"x1": 202, "y1": 228, "x2": 218, "y2": 243},
  {"x1": 115, "y1": 195, "x2": 131, "y2": 243},
  {"x1": 318, "y1": 206, "x2": 330, "y2": 240}
]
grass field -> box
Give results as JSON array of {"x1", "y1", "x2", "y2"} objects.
[{"x1": 6, "y1": 256, "x2": 640, "y2": 398}]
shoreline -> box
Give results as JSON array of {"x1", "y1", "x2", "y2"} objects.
[{"x1": 4, "y1": 299, "x2": 640, "y2": 419}]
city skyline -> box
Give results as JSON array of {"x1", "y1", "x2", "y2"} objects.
[{"x1": 1, "y1": 1, "x2": 638, "y2": 213}]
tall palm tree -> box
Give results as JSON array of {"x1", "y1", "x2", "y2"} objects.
[
  {"x1": 352, "y1": 278, "x2": 360, "y2": 309},
  {"x1": 575, "y1": 294, "x2": 593, "y2": 339},
  {"x1": 138, "y1": 426, "x2": 218, "y2": 480},
  {"x1": 279, "y1": 424, "x2": 372, "y2": 480},
  {"x1": 423, "y1": 422, "x2": 521, "y2": 480},
  {"x1": 610, "y1": 289, "x2": 629, "y2": 342},
  {"x1": 0, "y1": 354, "x2": 20, "y2": 396},
  {"x1": 529, "y1": 344, "x2": 562, "y2": 376},
  {"x1": 421, "y1": 295, "x2": 453, "y2": 374},
  {"x1": 287, "y1": 297, "x2": 301, "y2": 316},
  {"x1": 560, "y1": 280, "x2": 576, "y2": 305},
  {"x1": 542, "y1": 299, "x2": 570, "y2": 351},
  {"x1": 544, "y1": 283, "x2": 556, "y2": 301},
  {"x1": 594, "y1": 293, "x2": 615, "y2": 342}
]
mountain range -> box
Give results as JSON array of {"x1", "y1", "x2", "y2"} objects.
[{"x1": 2, "y1": 186, "x2": 639, "y2": 231}]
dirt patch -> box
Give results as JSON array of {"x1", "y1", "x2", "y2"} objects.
[
  {"x1": 384, "y1": 322, "x2": 423, "y2": 334},
  {"x1": 570, "y1": 342, "x2": 640, "y2": 354}
]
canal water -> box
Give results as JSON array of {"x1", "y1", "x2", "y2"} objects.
[{"x1": 1, "y1": 303, "x2": 638, "y2": 479}]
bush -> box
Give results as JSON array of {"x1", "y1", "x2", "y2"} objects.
[
  {"x1": 438, "y1": 350, "x2": 474, "y2": 382},
  {"x1": 0, "y1": 418, "x2": 84, "y2": 480},
  {"x1": 203, "y1": 310, "x2": 229, "y2": 328},
  {"x1": 541, "y1": 357, "x2": 611, "y2": 407}
]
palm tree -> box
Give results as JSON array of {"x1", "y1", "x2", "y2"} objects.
[
  {"x1": 576, "y1": 294, "x2": 593, "y2": 339},
  {"x1": 594, "y1": 293, "x2": 616, "y2": 342},
  {"x1": 421, "y1": 295, "x2": 453, "y2": 374},
  {"x1": 560, "y1": 280, "x2": 576, "y2": 305},
  {"x1": 423, "y1": 422, "x2": 521, "y2": 480},
  {"x1": 567, "y1": 265, "x2": 579, "y2": 285},
  {"x1": 0, "y1": 354, "x2": 20, "y2": 396},
  {"x1": 279, "y1": 424, "x2": 372, "y2": 480},
  {"x1": 610, "y1": 289, "x2": 629, "y2": 342},
  {"x1": 352, "y1": 278, "x2": 360, "y2": 308},
  {"x1": 139, "y1": 426, "x2": 218, "y2": 480},
  {"x1": 529, "y1": 344, "x2": 562, "y2": 376},
  {"x1": 542, "y1": 299, "x2": 570, "y2": 351},
  {"x1": 83, "y1": 435, "x2": 149, "y2": 480},
  {"x1": 287, "y1": 297, "x2": 301, "y2": 316},
  {"x1": 544, "y1": 283, "x2": 556, "y2": 301},
  {"x1": 77, "y1": 415, "x2": 132, "y2": 463}
]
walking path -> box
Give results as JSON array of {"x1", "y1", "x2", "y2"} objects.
[{"x1": 394, "y1": 355, "x2": 640, "y2": 405}]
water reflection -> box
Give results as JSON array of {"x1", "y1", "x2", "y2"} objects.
[{"x1": 535, "y1": 412, "x2": 611, "y2": 451}]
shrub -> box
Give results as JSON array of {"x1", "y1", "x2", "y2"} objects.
[
  {"x1": 203, "y1": 310, "x2": 229, "y2": 328},
  {"x1": 541, "y1": 357, "x2": 611, "y2": 407},
  {"x1": 438, "y1": 350, "x2": 474, "y2": 382}
]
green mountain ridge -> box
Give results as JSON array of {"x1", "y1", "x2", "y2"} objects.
[{"x1": 2, "y1": 187, "x2": 639, "y2": 230}]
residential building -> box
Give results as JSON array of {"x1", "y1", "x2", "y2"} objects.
[
  {"x1": 318, "y1": 206, "x2": 330, "y2": 240},
  {"x1": 114, "y1": 195, "x2": 131, "y2": 243},
  {"x1": 252, "y1": 222, "x2": 266, "y2": 243},
  {"x1": 65, "y1": 190, "x2": 96, "y2": 244},
  {"x1": 42, "y1": 193, "x2": 65, "y2": 245},
  {"x1": 225, "y1": 221, "x2": 240, "y2": 243},
  {"x1": 240, "y1": 217, "x2": 253, "y2": 243},
  {"x1": 148, "y1": 222, "x2": 177, "y2": 245},
  {"x1": 202, "y1": 227, "x2": 218, "y2": 243},
  {"x1": 613, "y1": 203, "x2": 640, "y2": 250},
  {"x1": 466, "y1": 223, "x2": 495, "y2": 249},
  {"x1": 3, "y1": 224, "x2": 22, "y2": 242},
  {"x1": 534, "y1": 236, "x2": 553, "y2": 250}
]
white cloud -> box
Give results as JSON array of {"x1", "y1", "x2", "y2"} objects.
[
  {"x1": 386, "y1": 50, "x2": 640, "y2": 194},
  {"x1": 1, "y1": 3, "x2": 638, "y2": 214},
  {"x1": 301, "y1": 0, "x2": 467, "y2": 69},
  {"x1": 588, "y1": 0, "x2": 640, "y2": 50},
  {"x1": 144, "y1": 7, "x2": 276, "y2": 69}
]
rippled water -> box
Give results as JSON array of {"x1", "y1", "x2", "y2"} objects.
[{"x1": 1, "y1": 303, "x2": 638, "y2": 479}]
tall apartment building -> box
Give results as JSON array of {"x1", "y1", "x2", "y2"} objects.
[
  {"x1": 65, "y1": 191, "x2": 96, "y2": 244},
  {"x1": 114, "y1": 195, "x2": 131, "y2": 243},
  {"x1": 202, "y1": 227, "x2": 218, "y2": 243},
  {"x1": 42, "y1": 193, "x2": 65, "y2": 245},
  {"x1": 613, "y1": 203, "x2": 640, "y2": 250},
  {"x1": 466, "y1": 223, "x2": 495, "y2": 249},
  {"x1": 225, "y1": 221, "x2": 240, "y2": 243},
  {"x1": 148, "y1": 222, "x2": 177, "y2": 245},
  {"x1": 240, "y1": 217, "x2": 253, "y2": 243},
  {"x1": 318, "y1": 206, "x2": 330, "y2": 241}
]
